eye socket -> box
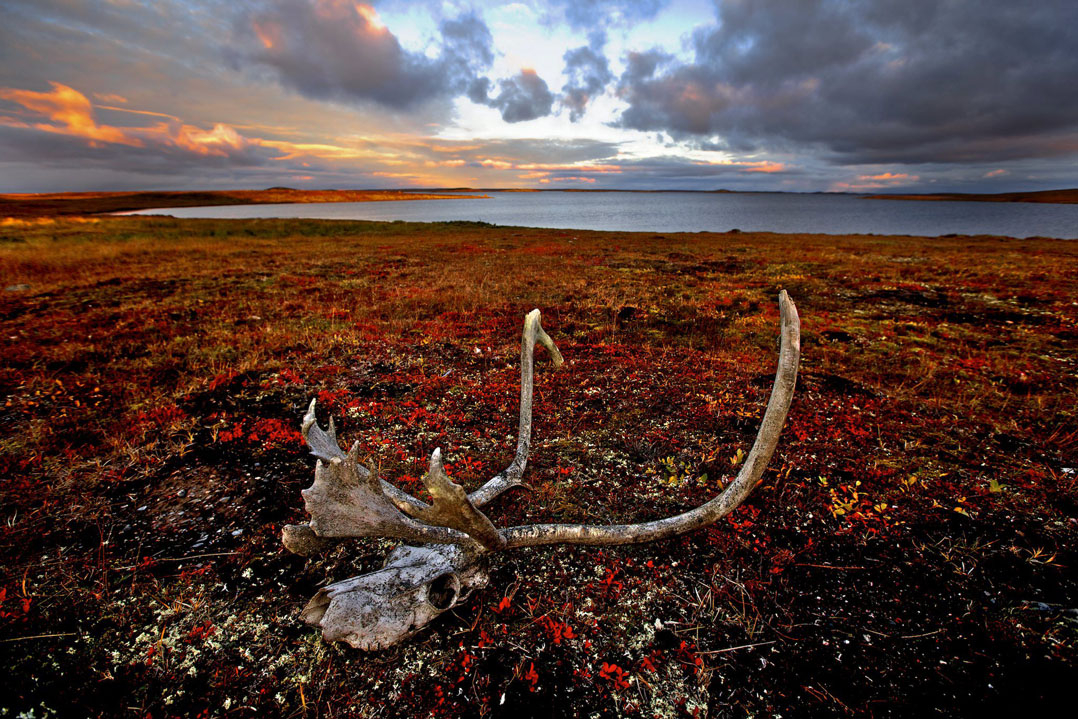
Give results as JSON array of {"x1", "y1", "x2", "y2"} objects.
[{"x1": 426, "y1": 572, "x2": 460, "y2": 610}]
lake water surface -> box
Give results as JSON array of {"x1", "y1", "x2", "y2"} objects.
[{"x1": 125, "y1": 191, "x2": 1078, "y2": 239}]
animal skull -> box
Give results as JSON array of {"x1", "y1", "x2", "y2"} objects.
[{"x1": 299, "y1": 544, "x2": 487, "y2": 650}]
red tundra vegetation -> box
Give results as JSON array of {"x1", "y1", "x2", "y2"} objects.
[{"x1": 0, "y1": 210, "x2": 1075, "y2": 717}]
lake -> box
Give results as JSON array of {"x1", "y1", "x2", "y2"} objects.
[{"x1": 124, "y1": 191, "x2": 1078, "y2": 239}]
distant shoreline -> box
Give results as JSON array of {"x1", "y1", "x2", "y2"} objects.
[
  {"x1": 864, "y1": 188, "x2": 1078, "y2": 204},
  {"x1": 0, "y1": 188, "x2": 488, "y2": 218},
  {"x1": 3, "y1": 186, "x2": 1078, "y2": 218}
]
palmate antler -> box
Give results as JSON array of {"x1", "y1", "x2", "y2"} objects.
[{"x1": 283, "y1": 293, "x2": 800, "y2": 650}]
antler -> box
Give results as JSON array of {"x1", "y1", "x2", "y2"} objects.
[
  {"x1": 287, "y1": 293, "x2": 798, "y2": 554},
  {"x1": 283, "y1": 308, "x2": 563, "y2": 553},
  {"x1": 297, "y1": 407, "x2": 472, "y2": 544},
  {"x1": 501, "y1": 290, "x2": 799, "y2": 547},
  {"x1": 285, "y1": 294, "x2": 800, "y2": 650},
  {"x1": 468, "y1": 309, "x2": 563, "y2": 506}
]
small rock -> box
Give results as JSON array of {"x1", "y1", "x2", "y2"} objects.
[
  {"x1": 4, "y1": 284, "x2": 30, "y2": 292},
  {"x1": 177, "y1": 489, "x2": 187, "y2": 498}
]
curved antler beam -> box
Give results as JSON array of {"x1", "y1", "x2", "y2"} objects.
[
  {"x1": 499, "y1": 290, "x2": 799, "y2": 548},
  {"x1": 468, "y1": 308, "x2": 564, "y2": 507}
]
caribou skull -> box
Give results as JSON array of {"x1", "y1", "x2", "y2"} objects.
[{"x1": 283, "y1": 293, "x2": 800, "y2": 650}]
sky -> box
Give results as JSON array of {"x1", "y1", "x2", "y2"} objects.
[{"x1": 1, "y1": 0, "x2": 1077, "y2": 194}]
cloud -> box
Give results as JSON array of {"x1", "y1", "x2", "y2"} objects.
[
  {"x1": 488, "y1": 154, "x2": 798, "y2": 190},
  {"x1": 0, "y1": 82, "x2": 286, "y2": 175},
  {"x1": 0, "y1": 82, "x2": 262, "y2": 162},
  {"x1": 237, "y1": 0, "x2": 493, "y2": 110},
  {"x1": 0, "y1": 82, "x2": 619, "y2": 189},
  {"x1": 438, "y1": 137, "x2": 620, "y2": 166},
  {"x1": 830, "y1": 172, "x2": 920, "y2": 191},
  {"x1": 616, "y1": 0, "x2": 1078, "y2": 164},
  {"x1": 92, "y1": 92, "x2": 128, "y2": 105},
  {"x1": 440, "y1": 11, "x2": 496, "y2": 76},
  {"x1": 377, "y1": 136, "x2": 793, "y2": 187},
  {"x1": 469, "y1": 69, "x2": 555, "y2": 123},
  {"x1": 560, "y1": 42, "x2": 614, "y2": 122},
  {"x1": 0, "y1": 83, "x2": 138, "y2": 146},
  {"x1": 548, "y1": 0, "x2": 668, "y2": 31}
]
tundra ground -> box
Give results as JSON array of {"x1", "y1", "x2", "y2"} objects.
[{"x1": 1, "y1": 216, "x2": 1075, "y2": 717}]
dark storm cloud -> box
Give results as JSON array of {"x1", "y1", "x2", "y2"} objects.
[
  {"x1": 237, "y1": 0, "x2": 493, "y2": 110},
  {"x1": 560, "y1": 42, "x2": 614, "y2": 122},
  {"x1": 469, "y1": 70, "x2": 555, "y2": 123},
  {"x1": 616, "y1": 0, "x2": 1078, "y2": 164}
]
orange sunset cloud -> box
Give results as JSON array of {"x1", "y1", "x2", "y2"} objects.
[
  {"x1": 0, "y1": 82, "x2": 252, "y2": 156},
  {"x1": 0, "y1": 82, "x2": 140, "y2": 147}
]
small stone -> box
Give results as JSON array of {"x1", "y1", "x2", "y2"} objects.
[{"x1": 4, "y1": 284, "x2": 30, "y2": 292}]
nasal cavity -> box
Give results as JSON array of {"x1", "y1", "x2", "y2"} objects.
[{"x1": 427, "y1": 572, "x2": 460, "y2": 610}]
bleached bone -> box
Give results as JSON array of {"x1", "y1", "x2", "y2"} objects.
[
  {"x1": 412, "y1": 448, "x2": 506, "y2": 550},
  {"x1": 285, "y1": 293, "x2": 800, "y2": 649},
  {"x1": 299, "y1": 543, "x2": 488, "y2": 650}
]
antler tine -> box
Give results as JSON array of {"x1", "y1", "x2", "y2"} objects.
[
  {"x1": 499, "y1": 290, "x2": 800, "y2": 549},
  {"x1": 294, "y1": 400, "x2": 479, "y2": 546},
  {"x1": 412, "y1": 448, "x2": 507, "y2": 550},
  {"x1": 467, "y1": 308, "x2": 564, "y2": 508},
  {"x1": 302, "y1": 398, "x2": 346, "y2": 462},
  {"x1": 294, "y1": 402, "x2": 519, "y2": 550},
  {"x1": 302, "y1": 398, "x2": 430, "y2": 515}
]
